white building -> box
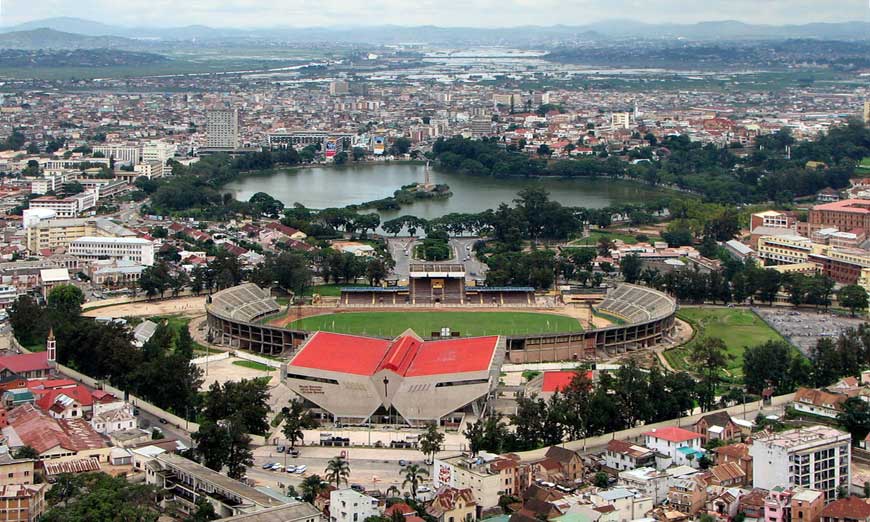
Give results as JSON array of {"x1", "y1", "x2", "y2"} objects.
[
  {"x1": 329, "y1": 489, "x2": 379, "y2": 522},
  {"x1": 93, "y1": 144, "x2": 140, "y2": 164},
  {"x1": 133, "y1": 161, "x2": 164, "y2": 179},
  {"x1": 28, "y1": 192, "x2": 97, "y2": 218},
  {"x1": 590, "y1": 488, "x2": 653, "y2": 522},
  {"x1": 612, "y1": 112, "x2": 631, "y2": 129},
  {"x1": 206, "y1": 109, "x2": 239, "y2": 149},
  {"x1": 618, "y1": 467, "x2": 670, "y2": 505},
  {"x1": 68, "y1": 237, "x2": 155, "y2": 266},
  {"x1": 31, "y1": 174, "x2": 65, "y2": 195},
  {"x1": 141, "y1": 141, "x2": 176, "y2": 164},
  {"x1": 90, "y1": 407, "x2": 137, "y2": 435},
  {"x1": 642, "y1": 427, "x2": 704, "y2": 467},
  {"x1": 749, "y1": 425, "x2": 851, "y2": 502}
]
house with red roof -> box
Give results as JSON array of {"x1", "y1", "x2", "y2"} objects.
[
  {"x1": 283, "y1": 329, "x2": 503, "y2": 426},
  {"x1": 0, "y1": 352, "x2": 51, "y2": 380},
  {"x1": 2, "y1": 404, "x2": 110, "y2": 463},
  {"x1": 643, "y1": 426, "x2": 704, "y2": 468}
]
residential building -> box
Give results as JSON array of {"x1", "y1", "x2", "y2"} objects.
[
  {"x1": 693, "y1": 412, "x2": 742, "y2": 444},
  {"x1": 433, "y1": 454, "x2": 518, "y2": 509},
  {"x1": 0, "y1": 453, "x2": 35, "y2": 486},
  {"x1": 618, "y1": 467, "x2": 670, "y2": 504},
  {"x1": 792, "y1": 488, "x2": 826, "y2": 522},
  {"x1": 426, "y1": 486, "x2": 477, "y2": 522},
  {"x1": 68, "y1": 236, "x2": 155, "y2": 266},
  {"x1": 749, "y1": 426, "x2": 851, "y2": 502},
  {"x1": 544, "y1": 446, "x2": 584, "y2": 481},
  {"x1": 206, "y1": 109, "x2": 240, "y2": 149},
  {"x1": 0, "y1": 483, "x2": 45, "y2": 522},
  {"x1": 470, "y1": 117, "x2": 493, "y2": 137},
  {"x1": 90, "y1": 407, "x2": 136, "y2": 435},
  {"x1": 141, "y1": 140, "x2": 176, "y2": 164},
  {"x1": 643, "y1": 427, "x2": 704, "y2": 467},
  {"x1": 1, "y1": 403, "x2": 110, "y2": 463},
  {"x1": 765, "y1": 487, "x2": 793, "y2": 522},
  {"x1": 329, "y1": 489, "x2": 379, "y2": 522},
  {"x1": 819, "y1": 496, "x2": 870, "y2": 522},
  {"x1": 605, "y1": 440, "x2": 656, "y2": 471},
  {"x1": 667, "y1": 476, "x2": 707, "y2": 516},
  {"x1": 793, "y1": 388, "x2": 848, "y2": 419},
  {"x1": 590, "y1": 488, "x2": 653, "y2": 522},
  {"x1": 330, "y1": 81, "x2": 350, "y2": 96},
  {"x1": 611, "y1": 112, "x2": 630, "y2": 129}
]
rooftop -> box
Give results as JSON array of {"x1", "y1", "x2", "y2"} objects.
[
  {"x1": 753, "y1": 425, "x2": 849, "y2": 448},
  {"x1": 288, "y1": 331, "x2": 499, "y2": 377},
  {"x1": 643, "y1": 426, "x2": 702, "y2": 443},
  {"x1": 813, "y1": 199, "x2": 870, "y2": 214},
  {"x1": 541, "y1": 370, "x2": 593, "y2": 393}
]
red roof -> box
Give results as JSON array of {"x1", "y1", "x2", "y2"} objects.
[
  {"x1": 820, "y1": 497, "x2": 870, "y2": 520},
  {"x1": 6, "y1": 404, "x2": 106, "y2": 454},
  {"x1": 0, "y1": 352, "x2": 49, "y2": 374},
  {"x1": 34, "y1": 385, "x2": 96, "y2": 411},
  {"x1": 289, "y1": 332, "x2": 499, "y2": 377},
  {"x1": 643, "y1": 426, "x2": 702, "y2": 443},
  {"x1": 813, "y1": 199, "x2": 870, "y2": 214},
  {"x1": 541, "y1": 371, "x2": 593, "y2": 393}
]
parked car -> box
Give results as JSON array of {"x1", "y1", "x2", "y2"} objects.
[
  {"x1": 262, "y1": 462, "x2": 275, "y2": 470},
  {"x1": 277, "y1": 445, "x2": 285, "y2": 453},
  {"x1": 285, "y1": 466, "x2": 296, "y2": 473},
  {"x1": 158, "y1": 418, "x2": 168, "y2": 424},
  {"x1": 288, "y1": 449, "x2": 300, "y2": 457},
  {"x1": 295, "y1": 465, "x2": 307, "y2": 474},
  {"x1": 351, "y1": 484, "x2": 365, "y2": 492},
  {"x1": 399, "y1": 460, "x2": 408, "y2": 467}
]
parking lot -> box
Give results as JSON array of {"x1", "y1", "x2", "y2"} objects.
[{"x1": 754, "y1": 307, "x2": 865, "y2": 355}]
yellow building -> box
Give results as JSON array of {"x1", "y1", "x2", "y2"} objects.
[
  {"x1": 25, "y1": 218, "x2": 134, "y2": 253},
  {"x1": 756, "y1": 236, "x2": 816, "y2": 265}
]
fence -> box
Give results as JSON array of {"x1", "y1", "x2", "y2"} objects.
[
  {"x1": 232, "y1": 350, "x2": 282, "y2": 369},
  {"x1": 191, "y1": 352, "x2": 231, "y2": 365}
]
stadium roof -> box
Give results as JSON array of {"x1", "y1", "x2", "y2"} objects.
[{"x1": 289, "y1": 331, "x2": 499, "y2": 377}]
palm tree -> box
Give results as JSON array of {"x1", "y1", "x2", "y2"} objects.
[
  {"x1": 300, "y1": 474, "x2": 327, "y2": 502},
  {"x1": 402, "y1": 464, "x2": 429, "y2": 499},
  {"x1": 324, "y1": 456, "x2": 351, "y2": 488},
  {"x1": 385, "y1": 485, "x2": 401, "y2": 499}
]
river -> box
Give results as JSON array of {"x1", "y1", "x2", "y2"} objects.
[{"x1": 222, "y1": 163, "x2": 665, "y2": 220}]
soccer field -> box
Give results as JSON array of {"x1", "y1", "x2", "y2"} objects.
[
  {"x1": 290, "y1": 311, "x2": 583, "y2": 337},
  {"x1": 664, "y1": 307, "x2": 791, "y2": 380}
]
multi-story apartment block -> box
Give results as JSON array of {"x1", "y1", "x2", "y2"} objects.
[
  {"x1": 27, "y1": 192, "x2": 97, "y2": 218},
  {"x1": 757, "y1": 236, "x2": 814, "y2": 265},
  {"x1": 206, "y1": 109, "x2": 240, "y2": 149},
  {"x1": 749, "y1": 426, "x2": 851, "y2": 503},
  {"x1": 433, "y1": 454, "x2": 519, "y2": 509}
]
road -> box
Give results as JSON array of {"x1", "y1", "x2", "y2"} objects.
[
  {"x1": 386, "y1": 236, "x2": 487, "y2": 281},
  {"x1": 136, "y1": 409, "x2": 193, "y2": 448},
  {"x1": 386, "y1": 237, "x2": 417, "y2": 280}
]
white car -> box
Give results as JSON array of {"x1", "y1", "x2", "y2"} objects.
[
  {"x1": 285, "y1": 465, "x2": 297, "y2": 473},
  {"x1": 271, "y1": 464, "x2": 284, "y2": 472},
  {"x1": 295, "y1": 465, "x2": 307, "y2": 474}
]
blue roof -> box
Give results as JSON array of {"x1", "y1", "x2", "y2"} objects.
[
  {"x1": 466, "y1": 287, "x2": 535, "y2": 292},
  {"x1": 677, "y1": 447, "x2": 705, "y2": 456}
]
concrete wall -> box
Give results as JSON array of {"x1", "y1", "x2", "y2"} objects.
[
  {"x1": 191, "y1": 352, "x2": 231, "y2": 365},
  {"x1": 232, "y1": 350, "x2": 282, "y2": 369}
]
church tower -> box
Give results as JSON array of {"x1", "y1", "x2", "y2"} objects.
[{"x1": 46, "y1": 328, "x2": 56, "y2": 368}]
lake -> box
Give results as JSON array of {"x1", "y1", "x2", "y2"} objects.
[{"x1": 222, "y1": 163, "x2": 664, "y2": 220}]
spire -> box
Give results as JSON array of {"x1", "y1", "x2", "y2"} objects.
[{"x1": 46, "y1": 328, "x2": 56, "y2": 366}]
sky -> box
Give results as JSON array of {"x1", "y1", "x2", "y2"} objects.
[{"x1": 0, "y1": 0, "x2": 868, "y2": 28}]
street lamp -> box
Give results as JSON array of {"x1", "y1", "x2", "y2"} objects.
[{"x1": 383, "y1": 376, "x2": 390, "y2": 426}]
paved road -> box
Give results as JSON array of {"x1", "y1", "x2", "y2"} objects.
[
  {"x1": 447, "y1": 238, "x2": 487, "y2": 280},
  {"x1": 136, "y1": 409, "x2": 193, "y2": 448},
  {"x1": 386, "y1": 237, "x2": 417, "y2": 280}
]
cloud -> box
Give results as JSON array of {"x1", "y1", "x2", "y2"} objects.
[{"x1": 0, "y1": 0, "x2": 867, "y2": 28}]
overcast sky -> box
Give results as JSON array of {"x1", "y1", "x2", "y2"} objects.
[{"x1": 1, "y1": 0, "x2": 868, "y2": 28}]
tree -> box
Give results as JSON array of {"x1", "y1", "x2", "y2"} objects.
[
  {"x1": 47, "y1": 284, "x2": 85, "y2": 318},
  {"x1": 419, "y1": 423, "x2": 445, "y2": 464},
  {"x1": 325, "y1": 456, "x2": 351, "y2": 488},
  {"x1": 619, "y1": 254, "x2": 642, "y2": 283},
  {"x1": 8, "y1": 295, "x2": 49, "y2": 346},
  {"x1": 189, "y1": 498, "x2": 219, "y2": 522},
  {"x1": 597, "y1": 237, "x2": 615, "y2": 257},
  {"x1": 537, "y1": 144, "x2": 552, "y2": 157},
  {"x1": 300, "y1": 475, "x2": 327, "y2": 502},
  {"x1": 282, "y1": 398, "x2": 318, "y2": 449},
  {"x1": 41, "y1": 473, "x2": 160, "y2": 522},
  {"x1": 689, "y1": 337, "x2": 730, "y2": 412},
  {"x1": 742, "y1": 341, "x2": 794, "y2": 395},
  {"x1": 593, "y1": 472, "x2": 609, "y2": 488},
  {"x1": 12, "y1": 446, "x2": 39, "y2": 459},
  {"x1": 838, "y1": 397, "x2": 870, "y2": 443},
  {"x1": 403, "y1": 464, "x2": 429, "y2": 499},
  {"x1": 390, "y1": 137, "x2": 411, "y2": 156},
  {"x1": 201, "y1": 379, "x2": 271, "y2": 436},
  {"x1": 192, "y1": 421, "x2": 232, "y2": 472},
  {"x1": 839, "y1": 285, "x2": 869, "y2": 316}
]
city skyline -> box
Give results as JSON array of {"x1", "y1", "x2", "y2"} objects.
[{"x1": 0, "y1": 0, "x2": 868, "y2": 29}]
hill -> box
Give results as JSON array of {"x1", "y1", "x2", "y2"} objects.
[{"x1": 0, "y1": 28, "x2": 140, "y2": 50}]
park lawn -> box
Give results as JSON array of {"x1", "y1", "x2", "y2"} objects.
[
  {"x1": 663, "y1": 308, "x2": 791, "y2": 380},
  {"x1": 859, "y1": 157, "x2": 870, "y2": 170},
  {"x1": 569, "y1": 230, "x2": 640, "y2": 247},
  {"x1": 290, "y1": 311, "x2": 582, "y2": 337},
  {"x1": 232, "y1": 360, "x2": 274, "y2": 372}
]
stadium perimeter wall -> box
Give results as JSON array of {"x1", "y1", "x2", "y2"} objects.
[{"x1": 205, "y1": 284, "x2": 677, "y2": 362}]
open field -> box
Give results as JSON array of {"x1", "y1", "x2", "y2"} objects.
[
  {"x1": 859, "y1": 157, "x2": 870, "y2": 170},
  {"x1": 663, "y1": 307, "x2": 790, "y2": 380},
  {"x1": 569, "y1": 230, "x2": 640, "y2": 246},
  {"x1": 290, "y1": 310, "x2": 583, "y2": 337}
]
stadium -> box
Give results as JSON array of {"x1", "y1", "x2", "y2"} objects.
[{"x1": 205, "y1": 280, "x2": 676, "y2": 425}]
